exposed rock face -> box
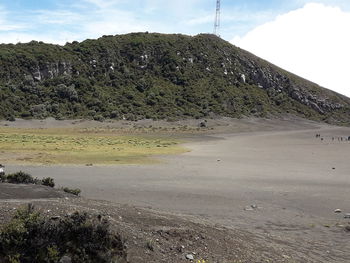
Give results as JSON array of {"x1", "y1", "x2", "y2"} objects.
[
  {"x1": 238, "y1": 56, "x2": 345, "y2": 115},
  {"x1": 30, "y1": 61, "x2": 73, "y2": 81}
]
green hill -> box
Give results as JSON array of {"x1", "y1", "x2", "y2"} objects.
[{"x1": 0, "y1": 33, "x2": 349, "y2": 124}]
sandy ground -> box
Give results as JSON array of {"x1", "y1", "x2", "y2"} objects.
[{"x1": 2, "y1": 118, "x2": 350, "y2": 262}]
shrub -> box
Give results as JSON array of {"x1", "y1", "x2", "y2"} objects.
[
  {"x1": 93, "y1": 115, "x2": 105, "y2": 122},
  {"x1": 63, "y1": 187, "x2": 81, "y2": 196},
  {"x1": 41, "y1": 177, "x2": 55, "y2": 188},
  {"x1": 6, "y1": 115, "x2": 15, "y2": 122},
  {"x1": 0, "y1": 204, "x2": 126, "y2": 263},
  {"x1": 0, "y1": 173, "x2": 6, "y2": 183},
  {"x1": 5, "y1": 171, "x2": 36, "y2": 184},
  {"x1": 55, "y1": 84, "x2": 78, "y2": 101}
]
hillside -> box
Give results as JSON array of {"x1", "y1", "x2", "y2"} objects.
[{"x1": 0, "y1": 33, "x2": 349, "y2": 124}]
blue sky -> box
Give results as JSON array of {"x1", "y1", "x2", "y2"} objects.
[
  {"x1": 0, "y1": 0, "x2": 350, "y2": 96},
  {"x1": 0, "y1": 0, "x2": 349, "y2": 43}
]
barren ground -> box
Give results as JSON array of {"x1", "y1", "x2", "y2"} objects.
[{"x1": 1, "y1": 117, "x2": 350, "y2": 262}]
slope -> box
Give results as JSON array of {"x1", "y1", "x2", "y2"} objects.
[{"x1": 0, "y1": 33, "x2": 349, "y2": 124}]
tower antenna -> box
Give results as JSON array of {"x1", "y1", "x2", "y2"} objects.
[{"x1": 213, "y1": 0, "x2": 221, "y2": 37}]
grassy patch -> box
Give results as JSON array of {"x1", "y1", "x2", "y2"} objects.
[{"x1": 0, "y1": 127, "x2": 186, "y2": 165}]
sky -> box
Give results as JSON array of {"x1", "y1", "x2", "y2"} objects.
[{"x1": 0, "y1": 0, "x2": 349, "y2": 97}]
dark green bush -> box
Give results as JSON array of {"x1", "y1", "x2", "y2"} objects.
[
  {"x1": 0, "y1": 204, "x2": 126, "y2": 263},
  {"x1": 6, "y1": 115, "x2": 15, "y2": 122},
  {"x1": 5, "y1": 171, "x2": 36, "y2": 184},
  {"x1": 41, "y1": 177, "x2": 55, "y2": 188},
  {"x1": 63, "y1": 187, "x2": 81, "y2": 196},
  {"x1": 0, "y1": 173, "x2": 5, "y2": 183}
]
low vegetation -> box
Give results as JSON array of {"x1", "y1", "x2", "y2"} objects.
[
  {"x1": 0, "y1": 127, "x2": 185, "y2": 165},
  {"x1": 0, "y1": 171, "x2": 54, "y2": 188},
  {"x1": 1, "y1": 171, "x2": 81, "y2": 196},
  {"x1": 62, "y1": 187, "x2": 81, "y2": 196},
  {"x1": 0, "y1": 204, "x2": 126, "y2": 263}
]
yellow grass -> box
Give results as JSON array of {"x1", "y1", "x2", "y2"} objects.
[{"x1": 0, "y1": 127, "x2": 187, "y2": 165}]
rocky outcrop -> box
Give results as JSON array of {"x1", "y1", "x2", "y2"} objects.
[{"x1": 30, "y1": 61, "x2": 73, "y2": 82}]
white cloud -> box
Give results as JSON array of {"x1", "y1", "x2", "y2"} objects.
[
  {"x1": 83, "y1": 10, "x2": 150, "y2": 36},
  {"x1": 82, "y1": 0, "x2": 120, "y2": 9},
  {"x1": 0, "y1": 6, "x2": 26, "y2": 31},
  {"x1": 0, "y1": 31, "x2": 80, "y2": 45},
  {"x1": 33, "y1": 10, "x2": 83, "y2": 25},
  {"x1": 231, "y1": 3, "x2": 350, "y2": 98}
]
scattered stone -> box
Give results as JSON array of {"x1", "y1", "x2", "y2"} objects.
[
  {"x1": 345, "y1": 226, "x2": 350, "y2": 232},
  {"x1": 186, "y1": 254, "x2": 194, "y2": 260},
  {"x1": 334, "y1": 209, "x2": 342, "y2": 213},
  {"x1": 241, "y1": 74, "x2": 246, "y2": 83},
  {"x1": 51, "y1": 216, "x2": 61, "y2": 220},
  {"x1": 59, "y1": 256, "x2": 72, "y2": 263},
  {"x1": 251, "y1": 204, "x2": 258, "y2": 209}
]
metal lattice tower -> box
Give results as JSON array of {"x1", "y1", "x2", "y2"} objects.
[{"x1": 213, "y1": 0, "x2": 221, "y2": 37}]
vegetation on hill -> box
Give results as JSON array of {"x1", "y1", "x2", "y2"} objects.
[{"x1": 0, "y1": 33, "x2": 349, "y2": 124}]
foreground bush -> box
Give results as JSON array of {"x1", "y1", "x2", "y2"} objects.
[
  {"x1": 1, "y1": 172, "x2": 55, "y2": 188},
  {"x1": 0, "y1": 204, "x2": 126, "y2": 263},
  {"x1": 62, "y1": 187, "x2": 81, "y2": 196},
  {"x1": 0, "y1": 173, "x2": 6, "y2": 183},
  {"x1": 41, "y1": 177, "x2": 55, "y2": 188},
  {"x1": 5, "y1": 171, "x2": 37, "y2": 184}
]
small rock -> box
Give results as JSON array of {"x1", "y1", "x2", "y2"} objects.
[
  {"x1": 345, "y1": 226, "x2": 350, "y2": 232},
  {"x1": 51, "y1": 216, "x2": 61, "y2": 220},
  {"x1": 186, "y1": 254, "x2": 194, "y2": 260},
  {"x1": 251, "y1": 204, "x2": 258, "y2": 209},
  {"x1": 59, "y1": 256, "x2": 72, "y2": 263},
  {"x1": 344, "y1": 213, "x2": 350, "y2": 219},
  {"x1": 334, "y1": 209, "x2": 342, "y2": 213}
]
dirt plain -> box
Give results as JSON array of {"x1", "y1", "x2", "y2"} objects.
[{"x1": 1, "y1": 117, "x2": 350, "y2": 262}]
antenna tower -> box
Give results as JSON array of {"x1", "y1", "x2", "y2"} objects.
[{"x1": 213, "y1": 0, "x2": 221, "y2": 37}]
